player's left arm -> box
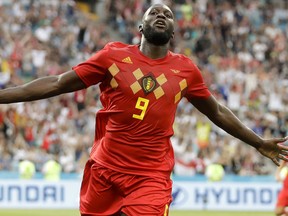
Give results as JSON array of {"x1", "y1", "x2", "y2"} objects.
[{"x1": 190, "y1": 95, "x2": 288, "y2": 166}]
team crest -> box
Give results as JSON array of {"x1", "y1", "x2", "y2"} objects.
[{"x1": 140, "y1": 74, "x2": 158, "y2": 94}]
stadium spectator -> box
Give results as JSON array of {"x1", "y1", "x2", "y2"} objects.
[
  {"x1": 205, "y1": 163, "x2": 225, "y2": 182},
  {"x1": 18, "y1": 158, "x2": 36, "y2": 180},
  {"x1": 42, "y1": 155, "x2": 62, "y2": 181}
]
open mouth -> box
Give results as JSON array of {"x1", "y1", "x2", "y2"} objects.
[{"x1": 154, "y1": 20, "x2": 166, "y2": 28}]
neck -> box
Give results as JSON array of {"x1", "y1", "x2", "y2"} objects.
[{"x1": 139, "y1": 38, "x2": 170, "y2": 59}]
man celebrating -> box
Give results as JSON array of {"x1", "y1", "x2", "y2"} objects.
[{"x1": 0, "y1": 4, "x2": 288, "y2": 216}]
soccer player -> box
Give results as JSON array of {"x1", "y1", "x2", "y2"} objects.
[
  {"x1": 0, "y1": 4, "x2": 288, "y2": 216},
  {"x1": 275, "y1": 160, "x2": 288, "y2": 216}
]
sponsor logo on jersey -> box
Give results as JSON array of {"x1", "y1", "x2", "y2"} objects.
[{"x1": 122, "y1": 57, "x2": 133, "y2": 64}]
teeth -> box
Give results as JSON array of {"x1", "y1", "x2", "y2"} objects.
[{"x1": 156, "y1": 20, "x2": 165, "y2": 25}]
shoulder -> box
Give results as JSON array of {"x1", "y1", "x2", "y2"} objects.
[
  {"x1": 97, "y1": 41, "x2": 138, "y2": 61},
  {"x1": 103, "y1": 41, "x2": 132, "y2": 50},
  {"x1": 169, "y1": 51, "x2": 199, "y2": 69},
  {"x1": 98, "y1": 41, "x2": 136, "y2": 57},
  {"x1": 88, "y1": 41, "x2": 133, "y2": 60}
]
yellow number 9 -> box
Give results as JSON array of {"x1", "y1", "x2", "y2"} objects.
[{"x1": 132, "y1": 97, "x2": 149, "y2": 120}]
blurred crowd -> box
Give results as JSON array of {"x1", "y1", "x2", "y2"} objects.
[{"x1": 0, "y1": 0, "x2": 287, "y2": 177}]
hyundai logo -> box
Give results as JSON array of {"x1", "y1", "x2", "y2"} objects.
[{"x1": 171, "y1": 184, "x2": 188, "y2": 206}]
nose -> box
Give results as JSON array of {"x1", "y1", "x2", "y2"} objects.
[{"x1": 156, "y1": 12, "x2": 166, "y2": 19}]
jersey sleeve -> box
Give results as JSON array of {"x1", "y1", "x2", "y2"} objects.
[
  {"x1": 185, "y1": 61, "x2": 211, "y2": 101},
  {"x1": 72, "y1": 44, "x2": 111, "y2": 87}
]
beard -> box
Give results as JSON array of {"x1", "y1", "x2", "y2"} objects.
[{"x1": 142, "y1": 25, "x2": 173, "y2": 46}]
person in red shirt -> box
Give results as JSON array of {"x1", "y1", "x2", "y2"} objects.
[
  {"x1": 0, "y1": 4, "x2": 288, "y2": 216},
  {"x1": 275, "y1": 160, "x2": 288, "y2": 216}
]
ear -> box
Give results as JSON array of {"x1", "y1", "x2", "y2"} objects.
[
  {"x1": 171, "y1": 31, "x2": 175, "y2": 39},
  {"x1": 139, "y1": 24, "x2": 143, "y2": 33}
]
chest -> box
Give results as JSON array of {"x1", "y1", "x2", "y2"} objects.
[{"x1": 103, "y1": 59, "x2": 189, "y2": 104}]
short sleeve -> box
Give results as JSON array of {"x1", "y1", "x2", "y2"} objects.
[
  {"x1": 185, "y1": 62, "x2": 211, "y2": 100},
  {"x1": 72, "y1": 44, "x2": 110, "y2": 87}
]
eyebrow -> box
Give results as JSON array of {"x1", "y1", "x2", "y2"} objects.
[{"x1": 149, "y1": 7, "x2": 174, "y2": 17}]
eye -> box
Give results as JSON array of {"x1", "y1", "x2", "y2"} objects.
[
  {"x1": 165, "y1": 13, "x2": 172, "y2": 19},
  {"x1": 150, "y1": 11, "x2": 158, "y2": 15}
]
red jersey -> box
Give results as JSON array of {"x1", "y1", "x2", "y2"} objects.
[
  {"x1": 283, "y1": 163, "x2": 288, "y2": 189},
  {"x1": 73, "y1": 42, "x2": 211, "y2": 179}
]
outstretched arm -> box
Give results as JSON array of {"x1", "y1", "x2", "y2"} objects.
[
  {"x1": 190, "y1": 95, "x2": 288, "y2": 166},
  {"x1": 0, "y1": 70, "x2": 86, "y2": 103}
]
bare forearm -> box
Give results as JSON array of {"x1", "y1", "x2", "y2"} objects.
[
  {"x1": 191, "y1": 96, "x2": 263, "y2": 148},
  {"x1": 0, "y1": 76, "x2": 61, "y2": 103},
  {"x1": 0, "y1": 70, "x2": 86, "y2": 104},
  {"x1": 210, "y1": 104, "x2": 262, "y2": 148},
  {"x1": 191, "y1": 96, "x2": 288, "y2": 166}
]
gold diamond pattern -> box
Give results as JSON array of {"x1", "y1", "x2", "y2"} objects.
[
  {"x1": 108, "y1": 63, "x2": 120, "y2": 76},
  {"x1": 133, "y1": 68, "x2": 144, "y2": 80},
  {"x1": 108, "y1": 63, "x2": 120, "y2": 89},
  {"x1": 110, "y1": 78, "x2": 118, "y2": 89},
  {"x1": 174, "y1": 79, "x2": 187, "y2": 103},
  {"x1": 130, "y1": 68, "x2": 144, "y2": 94},
  {"x1": 130, "y1": 81, "x2": 142, "y2": 94},
  {"x1": 154, "y1": 87, "x2": 164, "y2": 99},
  {"x1": 179, "y1": 79, "x2": 187, "y2": 91},
  {"x1": 175, "y1": 92, "x2": 181, "y2": 103},
  {"x1": 127, "y1": 68, "x2": 187, "y2": 102},
  {"x1": 156, "y1": 74, "x2": 167, "y2": 85}
]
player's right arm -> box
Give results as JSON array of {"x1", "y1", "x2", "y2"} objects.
[{"x1": 0, "y1": 70, "x2": 86, "y2": 103}]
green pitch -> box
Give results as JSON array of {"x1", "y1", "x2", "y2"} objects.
[{"x1": 0, "y1": 210, "x2": 274, "y2": 216}]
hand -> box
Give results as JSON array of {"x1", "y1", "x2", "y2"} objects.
[{"x1": 256, "y1": 137, "x2": 288, "y2": 166}]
